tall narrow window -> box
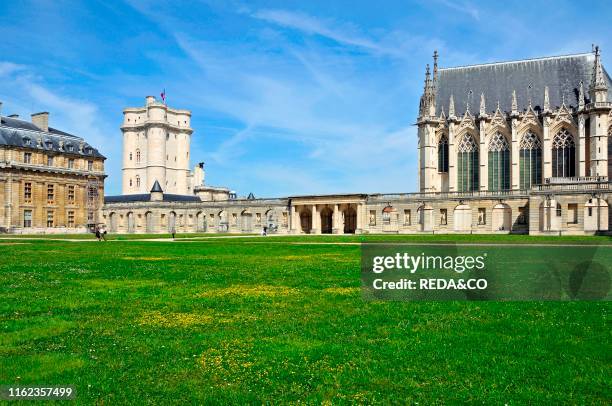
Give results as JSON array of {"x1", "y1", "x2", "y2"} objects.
[
  {"x1": 24, "y1": 210, "x2": 32, "y2": 228},
  {"x1": 67, "y1": 211, "x2": 75, "y2": 228},
  {"x1": 88, "y1": 161, "x2": 93, "y2": 171},
  {"x1": 67, "y1": 185, "x2": 75, "y2": 202},
  {"x1": 68, "y1": 158, "x2": 74, "y2": 169},
  {"x1": 47, "y1": 155, "x2": 54, "y2": 166},
  {"x1": 519, "y1": 131, "x2": 542, "y2": 189},
  {"x1": 24, "y1": 152, "x2": 32, "y2": 164},
  {"x1": 136, "y1": 176, "x2": 140, "y2": 188},
  {"x1": 438, "y1": 134, "x2": 449, "y2": 172},
  {"x1": 488, "y1": 132, "x2": 510, "y2": 191},
  {"x1": 457, "y1": 133, "x2": 479, "y2": 192},
  {"x1": 47, "y1": 210, "x2": 54, "y2": 227},
  {"x1": 47, "y1": 184, "x2": 54, "y2": 203},
  {"x1": 136, "y1": 149, "x2": 141, "y2": 163},
  {"x1": 552, "y1": 128, "x2": 575, "y2": 178},
  {"x1": 24, "y1": 182, "x2": 32, "y2": 202}
]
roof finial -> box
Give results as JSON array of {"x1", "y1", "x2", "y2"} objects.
[
  {"x1": 479, "y1": 92, "x2": 486, "y2": 116},
  {"x1": 496, "y1": 100, "x2": 501, "y2": 112},
  {"x1": 433, "y1": 50, "x2": 439, "y2": 82},
  {"x1": 544, "y1": 86, "x2": 550, "y2": 111},
  {"x1": 578, "y1": 81, "x2": 585, "y2": 110},
  {"x1": 449, "y1": 94, "x2": 455, "y2": 118},
  {"x1": 466, "y1": 89, "x2": 473, "y2": 115},
  {"x1": 511, "y1": 90, "x2": 518, "y2": 113}
]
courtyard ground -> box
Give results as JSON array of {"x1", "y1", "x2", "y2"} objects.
[{"x1": 0, "y1": 235, "x2": 610, "y2": 404}]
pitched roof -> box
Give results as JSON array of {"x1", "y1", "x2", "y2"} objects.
[
  {"x1": 0, "y1": 115, "x2": 105, "y2": 159},
  {"x1": 150, "y1": 180, "x2": 163, "y2": 193},
  {"x1": 435, "y1": 53, "x2": 612, "y2": 117}
]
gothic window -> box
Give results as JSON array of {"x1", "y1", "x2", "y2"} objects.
[
  {"x1": 552, "y1": 128, "x2": 575, "y2": 178},
  {"x1": 438, "y1": 134, "x2": 449, "y2": 173},
  {"x1": 457, "y1": 133, "x2": 479, "y2": 192},
  {"x1": 519, "y1": 131, "x2": 542, "y2": 189},
  {"x1": 488, "y1": 132, "x2": 510, "y2": 191}
]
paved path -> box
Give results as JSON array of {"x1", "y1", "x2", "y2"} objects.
[{"x1": 0, "y1": 235, "x2": 610, "y2": 248}]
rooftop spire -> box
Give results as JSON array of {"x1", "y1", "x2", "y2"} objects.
[
  {"x1": 433, "y1": 50, "x2": 439, "y2": 82},
  {"x1": 544, "y1": 86, "x2": 550, "y2": 111},
  {"x1": 449, "y1": 94, "x2": 455, "y2": 118},
  {"x1": 590, "y1": 45, "x2": 608, "y2": 103},
  {"x1": 578, "y1": 81, "x2": 585, "y2": 110},
  {"x1": 479, "y1": 92, "x2": 486, "y2": 116},
  {"x1": 419, "y1": 63, "x2": 436, "y2": 118},
  {"x1": 591, "y1": 45, "x2": 607, "y2": 91},
  {"x1": 511, "y1": 90, "x2": 518, "y2": 113}
]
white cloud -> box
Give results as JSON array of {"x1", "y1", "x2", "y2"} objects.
[{"x1": 252, "y1": 9, "x2": 385, "y2": 53}]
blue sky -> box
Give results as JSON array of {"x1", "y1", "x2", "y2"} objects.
[{"x1": 0, "y1": 0, "x2": 611, "y2": 197}]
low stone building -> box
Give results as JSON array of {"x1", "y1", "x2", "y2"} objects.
[{"x1": 0, "y1": 110, "x2": 106, "y2": 233}]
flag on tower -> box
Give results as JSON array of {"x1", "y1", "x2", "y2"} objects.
[{"x1": 160, "y1": 89, "x2": 166, "y2": 104}]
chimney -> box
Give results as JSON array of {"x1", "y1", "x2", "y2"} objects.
[
  {"x1": 31, "y1": 112, "x2": 49, "y2": 132},
  {"x1": 145, "y1": 96, "x2": 156, "y2": 105}
]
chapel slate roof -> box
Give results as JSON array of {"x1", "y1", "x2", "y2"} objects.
[
  {"x1": 104, "y1": 194, "x2": 201, "y2": 203},
  {"x1": 435, "y1": 53, "x2": 612, "y2": 117},
  {"x1": 0, "y1": 115, "x2": 105, "y2": 159}
]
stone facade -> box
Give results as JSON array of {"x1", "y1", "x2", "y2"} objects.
[
  {"x1": 101, "y1": 48, "x2": 611, "y2": 236},
  {"x1": 0, "y1": 111, "x2": 106, "y2": 233}
]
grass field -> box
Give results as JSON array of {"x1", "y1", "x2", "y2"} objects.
[{"x1": 0, "y1": 235, "x2": 610, "y2": 404}]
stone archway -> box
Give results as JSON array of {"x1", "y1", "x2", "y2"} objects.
[
  {"x1": 196, "y1": 211, "x2": 206, "y2": 232},
  {"x1": 127, "y1": 212, "x2": 135, "y2": 233},
  {"x1": 320, "y1": 207, "x2": 333, "y2": 234},
  {"x1": 343, "y1": 207, "x2": 357, "y2": 234},
  {"x1": 453, "y1": 204, "x2": 472, "y2": 232},
  {"x1": 299, "y1": 210, "x2": 312, "y2": 234},
  {"x1": 109, "y1": 212, "x2": 117, "y2": 232},
  {"x1": 491, "y1": 203, "x2": 511, "y2": 231},
  {"x1": 168, "y1": 211, "x2": 177, "y2": 233},
  {"x1": 241, "y1": 209, "x2": 253, "y2": 232},
  {"x1": 145, "y1": 211, "x2": 154, "y2": 233}
]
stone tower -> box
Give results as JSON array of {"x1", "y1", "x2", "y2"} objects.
[
  {"x1": 417, "y1": 52, "x2": 439, "y2": 192},
  {"x1": 587, "y1": 46, "x2": 611, "y2": 178},
  {"x1": 121, "y1": 96, "x2": 193, "y2": 195}
]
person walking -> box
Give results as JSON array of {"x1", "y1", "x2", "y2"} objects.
[{"x1": 95, "y1": 227, "x2": 101, "y2": 241}]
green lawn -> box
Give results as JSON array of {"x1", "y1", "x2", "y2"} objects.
[{"x1": 0, "y1": 236, "x2": 610, "y2": 404}]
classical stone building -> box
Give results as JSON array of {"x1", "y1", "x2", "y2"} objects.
[
  {"x1": 102, "y1": 47, "x2": 611, "y2": 236},
  {"x1": 0, "y1": 110, "x2": 106, "y2": 233}
]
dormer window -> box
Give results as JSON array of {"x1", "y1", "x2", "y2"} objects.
[
  {"x1": 45, "y1": 140, "x2": 53, "y2": 149},
  {"x1": 23, "y1": 137, "x2": 31, "y2": 146},
  {"x1": 67, "y1": 144, "x2": 74, "y2": 152}
]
